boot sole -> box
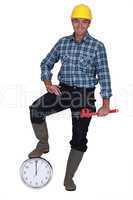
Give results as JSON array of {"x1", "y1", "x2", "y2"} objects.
[
  {"x1": 65, "y1": 187, "x2": 76, "y2": 191},
  {"x1": 28, "y1": 150, "x2": 49, "y2": 158}
]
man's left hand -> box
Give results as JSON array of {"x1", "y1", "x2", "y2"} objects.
[{"x1": 97, "y1": 106, "x2": 110, "y2": 117}]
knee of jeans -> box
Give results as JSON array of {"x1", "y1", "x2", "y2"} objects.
[
  {"x1": 29, "y1": 105, "x2": 45, "y2": 124},
  {"x1": 72, "y1": 125, "x2": 89, "y2": 136}
]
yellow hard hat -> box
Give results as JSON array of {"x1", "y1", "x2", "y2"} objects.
[{"x1": 71, "y1": 4, "x2": 92, "y2": 20}]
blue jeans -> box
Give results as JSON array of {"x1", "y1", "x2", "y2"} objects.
[{"x1": 29, "y1": 83, "x2": 96, "y2": 152}]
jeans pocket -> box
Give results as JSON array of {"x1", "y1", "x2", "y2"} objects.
[{"x1": 87, "y1": 98, "x2": 96, "y2": 112}]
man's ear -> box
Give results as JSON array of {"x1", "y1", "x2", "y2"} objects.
[
  {"x1": 88, "y1": 20, "x2": 91, "y2": 28},
  {"x1": 71, "y1": 18, "x2": 73, "y2": 24},
  {"x1": 88, "y1": 20, "x2": 91, "y2": 25}
]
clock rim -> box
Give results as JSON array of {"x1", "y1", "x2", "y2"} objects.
[{"x1": 19, "y1": 157, "x2": 53, "y2": 189}]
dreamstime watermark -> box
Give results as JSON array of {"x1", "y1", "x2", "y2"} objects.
[
  {"x1": 0, "y1": 84, "x2": 95, "y2": 108},
  {"x1": 0, "y1": 84, "x2": 37, "y2": 109},
  {"x1": 0, "y1": 84, "x2": 133, "y2": 117}
]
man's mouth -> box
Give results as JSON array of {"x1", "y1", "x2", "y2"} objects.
[{"x1": 76, "y1": 29, "x2": 83, "y2": 32}]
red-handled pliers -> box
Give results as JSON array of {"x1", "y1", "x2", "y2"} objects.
[{"x1": 80, "y1": 108, "x2": 119, "y2": 118}]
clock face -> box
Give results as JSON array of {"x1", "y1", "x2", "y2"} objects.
[{"x1": 20, "y1": 158, "x2": 53, "y2": 188}]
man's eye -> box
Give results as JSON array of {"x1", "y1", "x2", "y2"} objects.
[
  {"x1": 83, "y1": 20, "x2": 89, "y2": 23},
  {"x1": 72, "y1": 19, "x2": 78, "y2": 23},
  {"x1": 72, "y1": 19, "x2": 89, "y2": 24}
]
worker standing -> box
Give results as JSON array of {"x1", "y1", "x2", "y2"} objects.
[{"x1": 28, "y1": 4, "x2": 112, "y2": 191}]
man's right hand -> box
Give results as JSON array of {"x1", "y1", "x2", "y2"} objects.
[
  {"x1": 46, "y1": 84, "x2": 62, "y2": 96},
  {"x1": 43, "y1": 80, "x2": 61, "y2": 96}
]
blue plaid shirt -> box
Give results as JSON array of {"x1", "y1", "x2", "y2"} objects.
[{"x1": 40, "y1": 31, "x2": 112, "y2": 98}]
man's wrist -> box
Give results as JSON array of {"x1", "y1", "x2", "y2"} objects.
[
  {"x1": 43, "y1": 80, "x2": 52, "y2": 87},
  {"x1": 102, "y1": 98, "x2": 110, "y2": 108}
]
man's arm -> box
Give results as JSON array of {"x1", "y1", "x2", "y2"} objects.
[
  {"x1": 40, "y1": 39, "x2": 61, "y2": 85},
  {"x1": 40, "y1": 39, "x2": 62, "y2": 95},
  {"x1": 95, "y1": 42, "x2": 112, "y2": 116}
]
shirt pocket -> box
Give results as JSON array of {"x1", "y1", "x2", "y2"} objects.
[
  {"x1": 61, "y1": 54, "x2": 70, "y2": 65},
  {"x1": 78, "y1": 55, "x2": 92, "y2": 73},
  {"x1": 58, "y1": 54, "x2": 70, "y2": 78}
]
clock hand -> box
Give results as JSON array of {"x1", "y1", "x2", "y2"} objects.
[{"x1": 35, "y1": 160, "x2": 38, "y2": 176}]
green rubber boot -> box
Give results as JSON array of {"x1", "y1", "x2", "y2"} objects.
[
  {"x1": 64, "y1": 149, "x2": 84, "y2": 191},
  {"x1": 28, "y1": 120, "x2": 49, "y2": 158}
]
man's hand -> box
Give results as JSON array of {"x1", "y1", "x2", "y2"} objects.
[
  {"x1": 97, "y1": 105, "x2": 110, "y2": 116},
  {"x1": 43, "y1": 80, "x2": 61, "y2": 96},
  {"x1": 46, "y1": 84, "x2": 62, "y2": 96},
  {"x1": 97, "y1": 98, "x2": 110, "y2": 117}
]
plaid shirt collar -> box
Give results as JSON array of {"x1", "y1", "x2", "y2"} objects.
[{"x1": 69, "y1": 31, "x2": 90, "y2": 43}]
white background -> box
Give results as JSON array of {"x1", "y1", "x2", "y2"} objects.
[{"x1": 0, "y1": 0, "x2": 133, "y2": 199}]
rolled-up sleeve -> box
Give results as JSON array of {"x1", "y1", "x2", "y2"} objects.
[
  {"x1": 95, "y1": 43, "x2": 112, "y2": 98},
  {"x1": 40, "y1": 39, "x2": 61, "y2": 81}
]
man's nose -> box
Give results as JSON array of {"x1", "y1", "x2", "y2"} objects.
[{"x1": 77, "y1": 23, "x2": 83, "y2": 28}]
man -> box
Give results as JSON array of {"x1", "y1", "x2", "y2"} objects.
[{"x1": 28, "y1": 4, "x2": 112, "y2": 191}]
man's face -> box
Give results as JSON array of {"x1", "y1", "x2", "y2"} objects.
[{"x1": 71, "y1": 18, "x2": 91, "y2": 36}]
